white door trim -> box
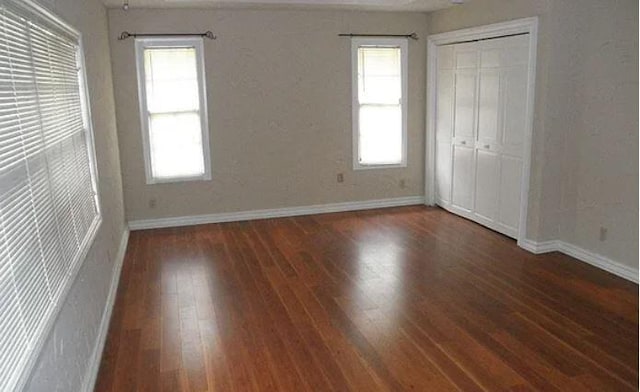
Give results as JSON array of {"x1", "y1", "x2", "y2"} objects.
[{"x1": 425, "y1": 17, "x2": 538, "y2": 250}]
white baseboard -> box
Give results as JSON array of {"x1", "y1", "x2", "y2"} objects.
[
  {"x1": 128, "y1": 196, "x2": 426, "y2": 230},
  {"x1": 81, "y1": 227, "x2": 130, "y2": 392},
  {"x1": 519, "y1": 239, "x2": 638, "y2": 283},
  {"x1": 128, "y1": 198, "x2": 637, "y2": 284},
  {"x1": 556, "y1": 241, "x2": 638, "y2": 284},
  {"x1": 518, "y1": 239, "x2": 560, "y2": 254}
]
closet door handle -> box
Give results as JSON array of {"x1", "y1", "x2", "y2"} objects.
[
  {"x1": 460, "y1": 141, "x2": 466, "y2": 145},
  {"x1": 484, "y1": 144, "x2": 490, "y2": 149}
]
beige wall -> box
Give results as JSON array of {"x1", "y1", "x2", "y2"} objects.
[
  {"x1": 27, "y1": 0, "x2": 126, "y2": 390},
  {"x1": 556, "y1": 0, "x2": 638, "y2": 268},
  {"x1": 108, "y1": 8, "x2": 428, "y2": 221},
  {"x1": 428, "y1": 0, "x2": 638, "y2": 269},
  {"x1": 107, "y1": 2, "x2": 637, "y2": 268}
]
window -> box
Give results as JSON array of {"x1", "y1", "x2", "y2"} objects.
[
  {"x1": 135, "y1": 38, "x2": 211, "y2": 184},
  {"x1": 352, "y1": 38, "x2": 408, "y2": 169},
  {"x1": 0, "y1": 0, "x2": 100, "y2": 389}
]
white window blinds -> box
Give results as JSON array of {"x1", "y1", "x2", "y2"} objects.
[{"x1": 0, "y1": 1, "x2": 100, "y2": 390}]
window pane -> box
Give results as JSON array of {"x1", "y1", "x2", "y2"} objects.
[
  {"x1": 149, "y1": 112, "x2": 205, "y2": 179},
  {"x1": 358, "y1": 47, "x2": 401, "y2": 104},
  {"x1": 144, "y1": 47, "x2": 200, "y2": 113},
  {"x1": 359, "y1": 105, "x2": 402, "y2": 165}
]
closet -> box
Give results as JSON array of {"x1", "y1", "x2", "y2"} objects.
[{"x1": 434, "y1": 34, "x2": 530, "y2": 238}]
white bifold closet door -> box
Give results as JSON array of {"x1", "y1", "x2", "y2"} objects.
[{"x1": 435, "y1": 34, "x2": 529, "y2": 238}]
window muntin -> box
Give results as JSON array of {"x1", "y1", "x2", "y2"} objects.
[
  {"x1": 352, "y1": 39, "x2": 408, "y2": 169},
  {"x1": 135, "y1": 39, "x2": 210, "y2": 183}
]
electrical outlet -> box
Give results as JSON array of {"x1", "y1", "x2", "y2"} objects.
[
  {"x1": 337, "y1": 173, "x2": 344, "y2": 183},
  {"x1": 149, "y1": 198, "x2": 157, "y2": 209},
  {"x1": 599, "y1": 227, "x2": 608, "y2": 242}
]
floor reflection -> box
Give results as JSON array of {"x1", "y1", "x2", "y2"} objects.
[{"x1": 348, "y1": 230, "x2": 408, "y2": 337}]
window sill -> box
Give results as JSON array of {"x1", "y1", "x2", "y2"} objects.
[
  {"x1": 146, "y1": 174, "x2": 212, "y2": 185},
  {"x1": 353, "y1": 162, "x2": 408, "y2": 171}
]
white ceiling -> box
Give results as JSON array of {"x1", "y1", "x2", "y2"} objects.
[{"x1": 102, "y1": 0, "x2": 456, "y2": 12}]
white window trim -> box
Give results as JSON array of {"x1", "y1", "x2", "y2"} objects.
[
  {"x1": 351, "y1": 37, "x2": 408, "y2": 170},
  {"x1": 78, "y1": 38, "x2": 103, "y2": 216},
  {"x1": 134, "y1": 37, "x2": 212, "y2": 185},
  {"x1": 3, "y1": 0, "x2": 103, "y2": 390}
]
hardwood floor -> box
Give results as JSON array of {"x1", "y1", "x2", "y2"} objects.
[{"x1": 94, "y1": 206, "x2": 638, "y2": 391}]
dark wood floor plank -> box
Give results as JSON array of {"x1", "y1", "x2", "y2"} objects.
[
  {"x1": 287, "y1": 278, "x2": 392, "y2": 391},
  {"x1": 95, "y1": 206, "x2": 638, "y2": 391}
]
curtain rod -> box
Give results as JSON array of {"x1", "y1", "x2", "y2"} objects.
[
  {"x1": 338, "y1": 32, "x2": 418, "y2": 40},
  {"x1": 118, "y1": 31, "x2": 216, "y2": 40}
]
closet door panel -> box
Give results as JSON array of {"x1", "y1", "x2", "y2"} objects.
[
  {"x1": 501, "y1": 35, "x2": 529, "y2": 66},
  {"x1": 499, "y1": 155, "x2": 523, "y2": 230},
  {"x1": 480, "y1": 47, "x2": 501, "y2": 68},
  {"x1": 502, "y1": 65, "x2": 528, "y2": 156},
  {"x1": 451, "y1": 144, "x2": 474, "y2": 211},
  {"x1": 436, "y1": 70, "x2": 454, "y2": 140},
  {"x1": 474, "y1": 149, "x2": 499, "y2": 220},
  {"x1": 436, "y1": 46, "x2": 455, "y2": 205},
  {"x1": 454, "y1": 44, "x2": 478, "y2": 69},
  {"x1": 451, "y1": 43, "x2": 477, "y2": 213},
  {"x1": 453, "y1": 70, "x2": 477, "y2": 141},
  {"x1": 477, "y1": 69, "x2": 501, "y2": 144},
  {"x1": 436, "y1": 142, "x2": 452, "y2": 203},
  {"x1": 436, "y1": 68, "x2": 454, "y2": 202},
  {"x1": 437, "y1": 45, "x2": 454, "y2": 70},
  {"x1": 498, "y1": 36, "x2": 528, "y2": 233}
]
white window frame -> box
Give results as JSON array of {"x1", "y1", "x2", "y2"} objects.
[
  {"x1": 134, "y1": 37, "x2": 211, "y2": 184},
  {"x1": 351, "y1": 37, "x2": 408, "y2": 170},
  {"x1": 78, "y1": 39, "x2": 102, "y2": 217}
]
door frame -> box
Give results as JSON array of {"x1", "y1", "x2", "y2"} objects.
[{"x1": 425, "y1": 17, "x2": 538, "y2": 249}]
